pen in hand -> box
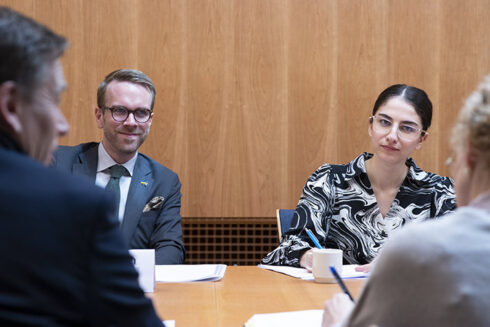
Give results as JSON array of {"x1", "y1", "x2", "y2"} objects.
[
  {"x1": 305, "y1": 228, "x2": 322, "y2": 249},
  {"x1": 330, "y1": 265, "x2": 355, "y2": 302}
]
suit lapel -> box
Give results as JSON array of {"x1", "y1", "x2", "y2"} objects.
[
  {"x1": 73, "y1": 145, "x2": 98, "y2": 180},
  {"x1": 121, "y1": 154, "x2": 153, "y2": 242}
]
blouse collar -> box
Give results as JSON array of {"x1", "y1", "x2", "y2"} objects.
[{"x1": 347, "y1": 152, "x2": 434, "y2": 184}]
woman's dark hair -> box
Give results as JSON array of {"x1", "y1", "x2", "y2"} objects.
[{"x1": 372, "y1": 84, "x2": 433, "y2": 131}]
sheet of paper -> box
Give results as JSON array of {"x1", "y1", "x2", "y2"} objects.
[
  {"x1": 258, "y1": 264, "x2": 312, "y2": 279},
  {"x1": 342, "y1": 265, "x2": 368, "y2": 279},
  {"x1": 258, "y1": 264, "x2": 367, "y2": 280},
  {"x1": 162, "y1": 320, "x2": 175, "y2": 327},
  {"x1": 244, "y1": 309, "x2": 322, "y2": 327},
  {"x1": 155, "y1": 264, "x2": 226, "y2": 283}
]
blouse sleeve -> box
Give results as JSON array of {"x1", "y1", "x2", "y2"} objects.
[
  {"x1": 261, "y1": 165, "x2": 335, "y2": 266},
  {"x1": 432, "y1": 176, "x2": 457, "y2": 217}
]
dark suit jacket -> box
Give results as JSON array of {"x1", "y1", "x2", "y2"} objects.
[
  {"x1": 53, "y1": 142, "x2": 185, "y2": 264},
  {"x1": 0, "y1": 145, "x2": 162, "y2": 326}
]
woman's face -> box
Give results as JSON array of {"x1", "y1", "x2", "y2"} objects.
[{"x1": 369, "y1": 96, "x2": 427, "y2": 165}]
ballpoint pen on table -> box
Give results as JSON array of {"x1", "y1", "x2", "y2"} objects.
[
  {"x1": 305, "y1": 228, "x2": 323, "y2": 249},
  {"x1": 330, "y1": 265, "x2": 355, "y2": 302}
]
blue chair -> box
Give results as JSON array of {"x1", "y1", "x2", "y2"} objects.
[{"x1": 276, "y1": 209, "x2": 295, "y2": 240}]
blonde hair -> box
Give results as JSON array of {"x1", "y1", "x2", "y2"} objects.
[{"x1": 451, "y1": 75, "x2": 490, "y2": 167}]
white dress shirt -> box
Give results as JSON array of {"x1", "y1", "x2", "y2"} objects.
[{"x1": 95, "y1": 142, "x2": 137, "y2": 222}]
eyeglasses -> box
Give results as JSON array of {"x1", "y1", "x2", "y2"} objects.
[
  {"x1": 369, "y1": 115, "x2": 427, "y2": 141},
  {"x1": 102, "y1": 106, "x2": 152, "y2": 123}
]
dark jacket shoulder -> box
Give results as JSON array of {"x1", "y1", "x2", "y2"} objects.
[
  {"x1": 1, "y1": 146, "x2": 114, "y2": 226},
  {"x1": 52, "y1": 142, "x2": 98, "y2": 166},
  {"x1": 136, "y1": 152, "x2": 180, "y2": 181}
]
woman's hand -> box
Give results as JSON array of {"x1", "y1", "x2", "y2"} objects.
[
  {"x1": 322, "y1": 293, "x2": 355, "y2": 327},
  {"x1": 355, "y1": 259, "x2": 376, "y2": 273},
  {"x1": 300, "y1": 249, "x2": 313, "y2": 271}
]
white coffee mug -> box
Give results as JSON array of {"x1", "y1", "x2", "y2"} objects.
[{"x1": 312, "y1": 248, "x2": 343, "y2": 283}]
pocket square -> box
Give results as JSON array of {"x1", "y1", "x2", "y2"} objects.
[{"x1": 142, "y1": 196, "x2": 164, "y2": 212}]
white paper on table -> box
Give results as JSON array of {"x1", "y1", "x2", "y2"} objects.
[
  {"x1": 244, "y1": 309, "x2": 322, "y2": 327},
  {"x1": 341, "y1": 265, "x2": 369, "y2": 279},
  {"x1": 155, "y1": 264, "x2": 226, "y2": 282},
  {"x1": 258, "y1": 264, "x2": 312, "y2": 279},
  {"x1": 258, "y1": 264, "x2": 367, "y2": 280}
]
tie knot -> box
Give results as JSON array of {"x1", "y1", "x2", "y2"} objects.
[{"x1": 108, "y1": 164, "x2": 128, "y2": 179}]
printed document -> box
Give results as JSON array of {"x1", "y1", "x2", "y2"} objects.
[
  {"x1": 155, "y1": 264, "x2": 226, "y2": 282},
  {"x1": 258, "y1": 264, "x2": 367, "y2": 280},
  {"x1": 244, "y1": 309, "x2": 322, "y2": 327}
]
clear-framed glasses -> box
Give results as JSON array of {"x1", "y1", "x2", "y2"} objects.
[
  {"x1": 369, "y1": 115, "x2": 427, "y2": 141},
  {"x1": 102, "y1": 106, "x2": 152, "y2": 123}
]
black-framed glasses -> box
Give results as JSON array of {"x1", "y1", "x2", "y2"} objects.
[
  {"x1": 369, "y1": 115, "x2": 427, "y2": 141},
  {"x1": 102, "y1": 106, "x2": 152, "y2": 123}
]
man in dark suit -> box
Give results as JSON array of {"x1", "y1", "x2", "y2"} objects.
[
  {"x1": 53, "y1": 69, "x2": 185, "y2": 264},
  {"x1": 0, "y1": 6, "x2": 163, "y2": 326}
]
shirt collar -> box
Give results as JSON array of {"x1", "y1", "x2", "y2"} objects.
[
  {"x1": 0, "y1": 131, "x2": 24, "y2": 154},
  {"x1": 97, "y1": 142, "x2": 137, "y2": 176},
  {"x1": 347, "y1": 152, "x2": 430, "y2": 183}
]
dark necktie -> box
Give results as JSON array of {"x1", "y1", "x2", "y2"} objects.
[{"x1": 105, "y1": 164, "x2": 128, "y2": 219}]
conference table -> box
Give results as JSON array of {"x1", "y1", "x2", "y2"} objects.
[{"x1": 151, "y1": 266, "x2": 365, "y2": 327}]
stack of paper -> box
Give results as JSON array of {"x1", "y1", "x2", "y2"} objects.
[
  {"x1": 244, "y1": 309, "x2": 322, "y2": 327},
  {"x1": 258, "y1": 264, "x2": 368, "y2": 280},
  {"x1": 155, "y1": 264, "x2": 226, "y2": 282}
]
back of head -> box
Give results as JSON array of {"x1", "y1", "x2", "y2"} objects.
[
  {"x1": 0, "y1": 6, "x2": 67, "y2": 103},
  {"x1": 372, "y1": 84, "x2": 433, "y2": 131},
  {"x1": 451, "y1": 75, "x2": 490, "y2": 168},
  {"x1": 97, "y1": 69, "x2": 156, "y2": 110}
]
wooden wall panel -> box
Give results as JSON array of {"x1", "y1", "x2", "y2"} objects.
[
  {"x1": 2, "y1": 0, "x2": 490, "y2": 217},
  {"x1": 336, "y1": 0, "x2": 389, "y2": 164},
  {"x1": 185, "y1": 0, "x2": 233, "y2": 216},
  {"x1": 438, "y1": 0, "x2": 490, "y2": 173},
  {"x1": 137, "y1": 0, "x2": 186, "y2": 173},
  {"x1": 227, "y1": 0, "x2": 287, "y2": 216},
  {"x1": 385, "y1": 0, "x2": 442, "y2": 173},
  {"x1": 287, "y1": 0, "x2": 338, "y2": 204}
]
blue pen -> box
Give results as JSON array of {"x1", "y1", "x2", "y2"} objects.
[
  {"x1": 305, "y1": 228, "x2": 322, "y2": 249},
  {"x1": 330, "y1": 266, "x2": 355, "y2": 302}
]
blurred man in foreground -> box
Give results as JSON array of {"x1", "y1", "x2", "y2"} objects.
[{"x1": 0, "y1": 6, "x2": 162, "y2": 326}]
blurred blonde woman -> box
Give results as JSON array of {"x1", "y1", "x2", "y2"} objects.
[{"x1": 323, "y1": 75, "x2": 490, "y2": 327}]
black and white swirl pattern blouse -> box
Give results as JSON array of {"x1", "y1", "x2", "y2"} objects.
[{"x1": 262, "y1": 152, "x2": 456, "y2": 266}]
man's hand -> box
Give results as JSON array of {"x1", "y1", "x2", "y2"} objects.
[{"x1": 322, "y1": 293, "x2": 355, "y2": 327}]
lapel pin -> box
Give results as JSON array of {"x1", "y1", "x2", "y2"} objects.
[{"x1": 140, "y1": 181, "x2": 148, "y2": 187}]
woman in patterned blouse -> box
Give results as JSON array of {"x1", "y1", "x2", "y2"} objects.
[{"x1": 262, "y1": 84, "x2": 456, "y2": 269}]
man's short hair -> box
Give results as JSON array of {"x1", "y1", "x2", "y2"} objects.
[
  {"x1": 97, "y1": 69, "x2": 156, "y2": 110},
  {"x1": 0, "y1": 6, "x2": 67, "y2": 102}
]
